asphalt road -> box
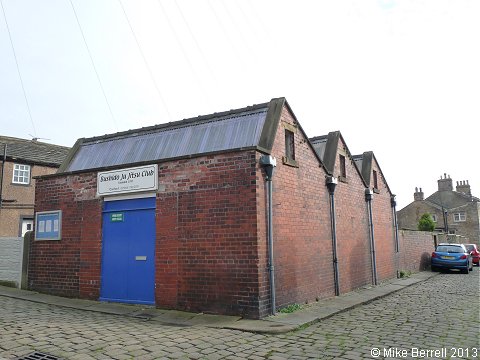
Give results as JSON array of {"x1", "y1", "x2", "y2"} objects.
[{"x1": 1, "y1": 268, "x2": 479, "y2": 359}]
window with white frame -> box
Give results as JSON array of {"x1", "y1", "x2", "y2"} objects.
[
  {"x1": 431, "y1": 214, "x2": 437, "y2": 222},
  {"x1": 453, "y1": 212, "x2": 466, "y2": 222},
  {"x1": 13, "y1": 164, "x2": 31, "y2": 185}
]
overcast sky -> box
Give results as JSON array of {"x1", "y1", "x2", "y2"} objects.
[{"x1": 1, "y1": 0, "x2": 478, "y2": 210}]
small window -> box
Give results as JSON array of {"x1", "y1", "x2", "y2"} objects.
[
  {"x1": 285, "y1": 130, "x2": 295, "y2": 160},
  {"x1": 13, "y1": 164, "x2": 31, "y2": 185},
  {"x1": 21, "y1": 219, "x2": 34, "y2": 237},
  {"x1": 373, "y1": 170, "x2": 378, "y2": 189},
  {"x1": 453, "y1": 212, "x2": 466, "y2": 222},
  {"x1": 339, "y1": 155, "x2": 346, "y2": 178},
  {"x1": 431, "y1": 214, "x2": 437, "y2": 222}
]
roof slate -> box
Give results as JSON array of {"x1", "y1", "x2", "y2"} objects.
[
  {"x1": 426, "y1": 190, "x2": 479, "y2": 209},
  {"x1": 309, "y1": 136, "x2": 328, "y2": 164},
  {"x1": 0, "y1": 136, "x2": 70, "y2": 167}
]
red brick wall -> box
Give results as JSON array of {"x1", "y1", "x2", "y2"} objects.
[
  {"x1": 29, "y1": 174, "x2": 101, "y2": 298},
  {"x1": 155, "y1": 152, "x2": 261, "y2": 318},
  {"x1": 266, "y1": 106, "x2": 334, "y2": 312},
  {"x1": 333, "y1": 139, "x2": 373, "y2": 293},
  {"x1": 370, "y1": 160, "x2": 397, "y2": 282},
  {"x1": 30, "y1": 152, "x2": 262, "y2": 317},
  {"x1": 28, "y1": 106, "x2": 415, "y2": 318},
  {"x1": 398, "y1": 230, "x2": 434, "y2": 272}
]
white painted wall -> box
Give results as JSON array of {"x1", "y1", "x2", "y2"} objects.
[{"x1": 0, "y1": 237, "x2": 24, "y2": 288}]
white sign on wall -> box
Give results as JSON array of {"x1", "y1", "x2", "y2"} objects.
[{"x1": 97, "y1": 164, "x2": 158, "y2": 196}]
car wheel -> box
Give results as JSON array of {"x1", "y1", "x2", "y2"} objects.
[
  {"x1": 462, "y1": 267, "x2": 469, "y2": 274},
  {"x1": 431, "y1": 266, "x2": 438, "y2": 272}
]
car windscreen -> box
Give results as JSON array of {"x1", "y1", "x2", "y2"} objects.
[{"x1": 435, "y1": 245, "x2": 465, "y2": 253}]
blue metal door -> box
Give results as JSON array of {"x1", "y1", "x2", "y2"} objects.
[{"x1": 100, "y1": 197, "x2": 156, "y2": 305}]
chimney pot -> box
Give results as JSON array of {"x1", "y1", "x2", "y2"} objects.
[
  {"x1": 438, "y1": 173, "x2": 453, "y2": 191},
  {"x1": 456, "y1": 179, "x2": 472, "y2": 196},
  {"x1": 414, "y1": 187, "x2": 424, "y2": 201}
]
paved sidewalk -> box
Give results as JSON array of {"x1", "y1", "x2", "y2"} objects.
[{"x1": 0, "y1": 271, "x2": 436, "y2": 334}]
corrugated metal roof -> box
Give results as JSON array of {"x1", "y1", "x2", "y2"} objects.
[
  {"x1": 66, "y1": 107, "x2": 268, "y2": 172},
  {"x1": 0, "y1": 136, "x2": 70, "y2": 167}
]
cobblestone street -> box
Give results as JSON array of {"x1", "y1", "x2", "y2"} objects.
[{"x1": 1, "y1": 269, "x2": 479, "y2": 360}]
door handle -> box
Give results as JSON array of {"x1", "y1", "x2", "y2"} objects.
[{"x1": 135, "y1": 256, "x2": 147, "y2": 261}]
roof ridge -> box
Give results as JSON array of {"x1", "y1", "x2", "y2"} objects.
[
  {"x1": 452, "y1": 190, "x2": 480, "y2": 202},
  {"x1": 83, "y1": 102, "x2": 270, "y2": 144},
  {"x1": 0, "y1": 135, "x2": 69, "y2": 149},
  {"x1": 425, "y1": 191, "x2": 480, "y2": 208},
  {"x1": 309, "y1": 135, "x2": 328, "y2": 143}
]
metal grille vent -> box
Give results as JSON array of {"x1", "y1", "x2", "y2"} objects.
[{"x1": 15, "y1": 352, "x2": 61, "y2": 360}]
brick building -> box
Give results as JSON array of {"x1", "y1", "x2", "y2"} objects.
[
  {"x1": 29, "y1": 98, "x2": 399, "y2": 319},
  {"x1": 397, "y1": 174, "x2": 480, "y2": 245},
  {"x1": 353, "y1": 151, "x2": 398, "y2": 282},
  {"x1": 310, "y1": 133, "x2": 398, "y2": 291},
  {"x1": 0, "y1": 136, "x2": 69, "y2": 238}
]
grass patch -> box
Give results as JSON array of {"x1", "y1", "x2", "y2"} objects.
[
  {"x1": 398, "y1": 270, "x2": 412, "y2": 278},
  {"x1": 279, "y1": 303, "x2": 303, "y2": 313}
]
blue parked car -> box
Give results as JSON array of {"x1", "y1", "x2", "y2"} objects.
[{"x1": 431, "y1": 243, "x2": 473, "y2": 274}]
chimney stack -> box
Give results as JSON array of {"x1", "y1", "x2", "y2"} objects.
[
  {"x1": 456, "y1": 180, "x2": 471, "y2": 196},
  {"x1": 438, "y1": 173, "x2": 453, "y2": 192},
  {"x1": 414, "y1": 187, "x2": 424, "y2": 201}
]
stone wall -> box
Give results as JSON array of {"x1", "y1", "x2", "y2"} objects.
[{"x1": 397, "y1": 230, "x2": 435, "y2": 273}]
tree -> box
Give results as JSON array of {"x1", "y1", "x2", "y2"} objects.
[{"x1": 418, "y1": 213, "x2": 435, "y2": 231}]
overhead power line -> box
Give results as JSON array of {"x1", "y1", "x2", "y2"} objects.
[
  {"x1": 0, "y1": 0, "x2": 37, "y2": 137},
  {"x1": 206, "y1": 0, "x2": 246, "y2": 69},
  {"x1": 173, "y1": 0, "x2": 216, "y2": 82},
  {"x1": 118, "y1": 0, "x2": 172, "y2": 121},
  {"x1": 68, "y1": 0, "x2": 117, "y2": 130},
  {"x1": 156, "y1": 0, "x2": 212, "y2": 108}
]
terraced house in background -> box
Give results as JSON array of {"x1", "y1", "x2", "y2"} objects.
[
  {"x1": 397, "y1": 174, "x2": 480, "y2": 245},
  {"x1": 28, "y1": 98, "x2": 430, "y2": 319},
  {"x1": 0, "y1": 136, "x2": 69, "y2": 238}
]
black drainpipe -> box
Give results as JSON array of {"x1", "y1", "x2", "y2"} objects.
[
  {"x1": 260, "y1": 155, "x2": 277, "y2": 315},
  {"x1": 0, "y1": 144, "x2": 6, "y2": 209},
  {"x1": 326, "y1": 176, "x2": 339, "y2": 296},
  {"x1": 365, "y1": 188, "x2": 378, "y2": 285},
  {"x1": 443, "y1": 208, "x2": 449, "y2": 235},
  {"x1": 391, "y1": 195, "x2": 399, "y2": 253}
]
